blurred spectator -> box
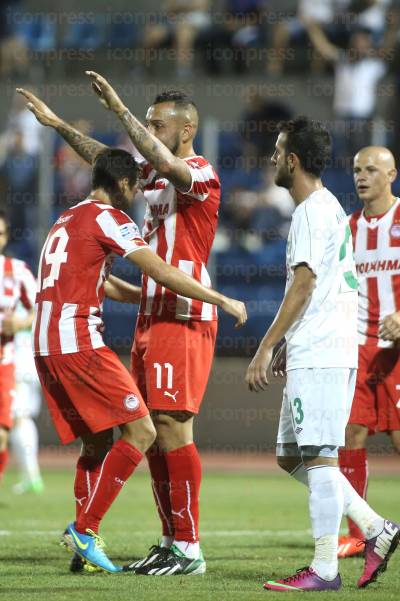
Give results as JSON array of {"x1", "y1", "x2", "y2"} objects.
[
  {"x1": 267, "y1": 0, "x2": 390, "y2": 75},
  {"x1": 55, "y1": 120, "x2": 92, "y2": 205},
  {"x1": 0, "y1": 130, "x2": 37, "y2": 236},
  {"x1": 256, "y1": 163, "x2": 295, "y2": 220},
  {"x1": 141, "y1": 1, "x2": 211, "y2": 79},
  {"x1": 0, "y1": 1, "x2": 28, "y2": 79},
  {"x1": 267, "y1": 0, "x2": 346, "y2": 75},
  {"x1": 198, "y1": 0, "x2": 267, "y2": 75},
  {"x1": 1, "y1": 91, "x2": 42, "y2": 157},
  {"x1": 222, "y1": 166, "x2": 293, "y2": 251},
  {"x1": 239, "y1": 90, "x2": 292, "y2": 163},
  {"x1": 307, "y1": 23, "x2": 387, "y2": 155}
]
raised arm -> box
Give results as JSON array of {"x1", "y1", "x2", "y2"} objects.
[
  {"x1": 127, "y1": 247, "x2": 247, "y2": 328},
  {"x1": 85, "y1": 71, "x2": 192, "y2": 191},
  {"x1": 16, "y1": 88, "x2": 107, "y2": 164},
  {"x1": 304, "y1": 21, "x2": 340, "y2": 63}
]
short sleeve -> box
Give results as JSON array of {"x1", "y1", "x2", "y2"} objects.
[
  {"x1": 179, "y1": 157, "x2": 220, "y2": 202},
  {"x1": 18, "y1": 262, "x2": 37, "y2": 310},
  {"x1": 290, "y1": 204, "x2": 326, "y2": 275},
  {"x1": 95, "y1": 208, "x2": 148, "y2": 257}
]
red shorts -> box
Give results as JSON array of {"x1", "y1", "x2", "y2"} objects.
[
  {"x1": 35, "y1": 346, "x2": 148, "y2": 445},
  {"x1": 0, "y1": 363, "x2": 15, "y2": 430},
  {"x1": 131, "y1": 316, "x2": 217, "y2": 414},
  {"x1": 349, "y1": 345, "x2": 400, "y2": 433}
]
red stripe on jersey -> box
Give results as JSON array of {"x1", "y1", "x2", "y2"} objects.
[
  {"x1": 389, "y1": 203, "x2": 400, "y2": 247},
  {"x1": 349, "y1": 209, "x2": 362, "y2": 251},
  {"x1": 365, "y1": 276, "x2": 380, "y2": 340},
  {"x1": 47, "y1": 303, "x2": 61, "y2": 354},
  {"x1": 75, "y1": 306, "x2": 89, "y2": 352},
  {"x1": 367, "y1": 226, "x2": 378, "y2": 250},
  {"x1": 392, "y1": 275, "x2": 400, "y2": 311},
  {"x1": 191, "y1": 262, "x2": 203, "y2": 317},
  {"x1": 153, "y1": 220, "x2": 168, "y2": 316},
  {"x1": 3, "y1": 257, "x2": 13, "y2": 295}
]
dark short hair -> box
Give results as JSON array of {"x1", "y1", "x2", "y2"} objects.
[
  {"x1": 0, "y1": 209, "x2": 10, "y2": 231},
  {"x1": 153, "y1": 90, "x2": 197, "y2": 112},
  {"x1": 277, "y1": 116, "x2": 331, "y2": 177},
  {"x1": 92, "y1": 148, "x2": 138, "y2": 196}
]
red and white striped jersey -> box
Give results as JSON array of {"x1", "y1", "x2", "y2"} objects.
[
  {"x1": 0, "y1": 256, "x2": 36, "y2": 365},
  {"x1": 349, "y1": 198, "x2": 400, "y2": 347},
  {"x1": 33, "y1": 199, "x2": 148, "y2": 357},
  {"x1": 138, "y1": 155, "x2": 220, "y2": 321}
]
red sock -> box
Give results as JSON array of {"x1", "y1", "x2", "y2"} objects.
[
  {"x1": 165, "y1": 443, "x2": 202, "y2": 543},
  {"x1": 339, "y1": 448, "x2": 368, "y2": 539},
  {"x1": 76, "y1": 439, "x2": 143, "y2": 534},
  {"x1": 0, "y1": 449, "x2": 9, "y2": 480},
  {"x1": 74, "y1": 456, "x2": 103, "y2": 521},
  {"x1": 147, "y1": 445, "x2": 174, "y2": 537}
]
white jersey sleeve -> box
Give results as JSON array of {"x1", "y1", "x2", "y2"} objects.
[
  {"x1": 95, "y1": 208, "x2": 148, "y2": 257},
  {"x1": 289, "y1": 202, "x2": 326, "y2": 275}
]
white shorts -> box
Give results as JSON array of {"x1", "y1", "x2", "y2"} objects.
[{"x1": 277, "y1": 368, "x2": 357, "y2": 449}]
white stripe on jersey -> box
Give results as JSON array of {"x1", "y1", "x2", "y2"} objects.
[
  {"x1": 175, "y1": 260, "x2": 194, "y2": 319},
  {"x1": 88, "y1": 306, "x2": 104, "y2": 349},
  {"x1": 200, "y1": 264, "x2": 213, "y2": 320},
  {"x1": 157, "y1": 199, "x2": 178, "y2": 316},
  {"x1": 189, "y1": 163, "x2": 216, "y2": 202},
  {"x1": 144, "y1": 232, "x2": 159, "y2": 315},
  {"x1": 31, "y1": 303, "x2": 38, "y2": 353},
  {"x1": 38, "y1": 301, "x2": 52, "y2": 355},
  {"x1": 59, "y1": 303, "x2": 78, "y2": 353},
  {"x1": 377, "y1": 222, "x2": 397, "y2": 343}
]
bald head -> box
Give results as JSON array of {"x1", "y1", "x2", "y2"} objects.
[
  {"x1": 355, "y1": 146, "x2": 396, "y2": 170},
  {"x1": 353, "y1": 146, "x2": 397, "y2": 208}
]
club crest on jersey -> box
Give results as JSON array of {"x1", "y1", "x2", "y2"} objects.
[
  {"x1": 55, "y1": 214, "x2": 73, "y2": 225},
  {"x1": 390, "y1": 224, "x2": 400, "y2": 238},
  {"x1": 124, "y1": 393, "x2": 140, "y2": 411},
  {"x1": 119, "y1": 222, "x2": 140, "y2": 240}
]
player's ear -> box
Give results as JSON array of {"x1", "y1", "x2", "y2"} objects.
[
  {"x1": 388, "y1": 168, "x2": 397, "y2": 184},
  {"x1": 119, "y1": 177, "x2": 130, "y2": 192},
  {"x1": 182, "y1": 122, "x2": 193, "y2": 143}
]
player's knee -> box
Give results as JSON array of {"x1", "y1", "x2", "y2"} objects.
[
  {"x1": 345, "y1": 424, "x2": 367, "y2": 448},
  {"x1": 0, "y1": 428, "x2": 9, "y2": 451},
  {"x1": 122, "y1": 416, "x2": 156, "y2": 452}
]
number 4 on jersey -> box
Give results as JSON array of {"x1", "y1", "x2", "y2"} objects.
[{"x1": 38, "y1": 227, "x2": 69, "y2": 291}]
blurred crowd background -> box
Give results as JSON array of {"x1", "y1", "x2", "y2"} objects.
[{"x1": 1, "y1": 0, "x2": 400, "y2": 356}]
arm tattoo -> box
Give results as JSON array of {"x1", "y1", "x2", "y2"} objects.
[
  {"x1": 120, "y1": 110, "x2": 171, "y2": 171},
  {"x1": 56, "y1": 121, "x2": 107, "y2": 164}
]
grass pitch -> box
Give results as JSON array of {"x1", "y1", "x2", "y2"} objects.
[{"x1": 0, "y1": 467, "x2": 399, "y2": 601}]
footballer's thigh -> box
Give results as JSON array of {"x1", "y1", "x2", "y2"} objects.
[{"x1": 285, "y1": 367, "x2": 357, "y2": 451}]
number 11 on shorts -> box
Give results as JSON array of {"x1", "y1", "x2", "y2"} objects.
[{"x1": 153, "y1": 362, "x2": 174, "y2": 389}]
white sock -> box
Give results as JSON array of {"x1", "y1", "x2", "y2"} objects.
[
  {"x1": 307, "y1": 466, "x2": 343, "y2": 581},
  {"x1": 10, "y1": 417, "x2": 41, "y2": 483},
  {"x1": 289, "y1": 463, "x2": 384, "y2": 539},
  {"x1": 290, "y1": 462, "x2": 309, "y2": 486},
  {"x1": 339, "y1": 472, "x2": 384, "y2": 539},
  {"x1": 173, "y1": 540, "x2": 200, "y2": 559},
  {"x1": 160, "y1": 535, "x2": 173, "y2": 548}
]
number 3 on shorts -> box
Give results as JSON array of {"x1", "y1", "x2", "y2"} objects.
[{"x1": 293, "y1": 397, "x2": 304, "y2": 425}]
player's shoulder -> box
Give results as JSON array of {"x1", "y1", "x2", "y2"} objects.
[
  {"x1": 9, "y1": 257, "x2": 34, "y2": 278},
  {"x1": 184, "y1": 155, "x2": 217, "y2": 174}
]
